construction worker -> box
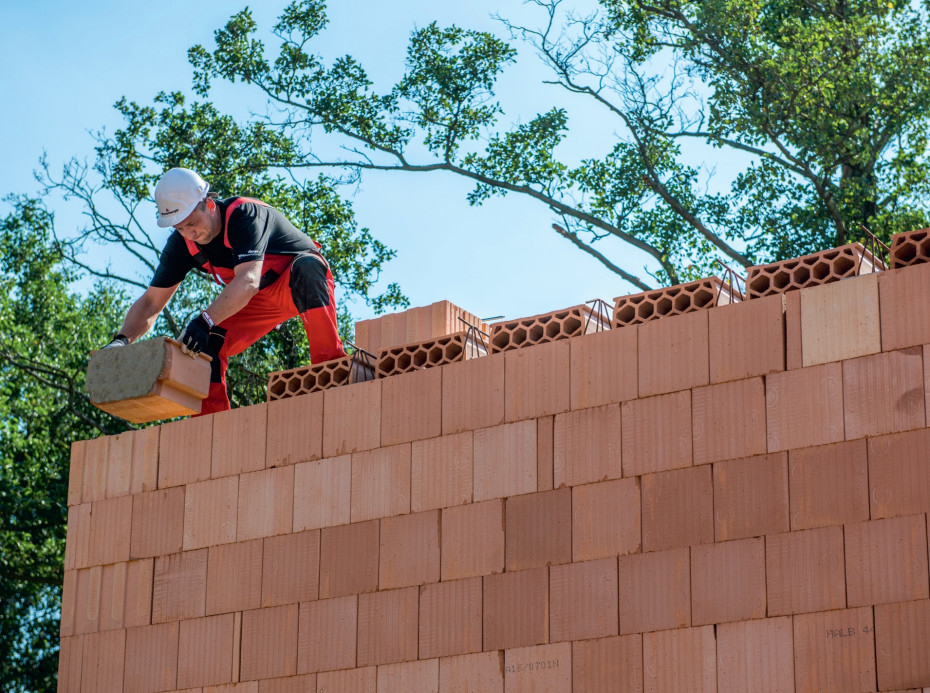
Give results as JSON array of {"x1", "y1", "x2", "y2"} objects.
[{"x1": 103, "y1": 167, "x2": 346, "y2": 414}]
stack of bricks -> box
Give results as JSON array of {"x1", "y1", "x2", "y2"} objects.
[{"x1": 60, "y1": 258, "x2": 930, "y2": 692}]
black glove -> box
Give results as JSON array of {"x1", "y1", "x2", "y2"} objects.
[
  {"x1": 102, "y1": 334, "x2": 129, "y2": 349},
  {"x1": 180, "y1": 314, "x2": 213, "y2": 355}
]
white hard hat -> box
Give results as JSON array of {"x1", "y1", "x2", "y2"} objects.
[{"x1": 154, "y1": 168, "x2": 210, "y2": 228}]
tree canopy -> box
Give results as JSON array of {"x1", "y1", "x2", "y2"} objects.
[{"x1": 188, "y1": 0, "x2": 930, "y2": 287}]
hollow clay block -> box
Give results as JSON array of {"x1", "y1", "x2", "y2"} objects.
[{"x1": 86, "y1": 337, "x2": 211, "y2": 423}]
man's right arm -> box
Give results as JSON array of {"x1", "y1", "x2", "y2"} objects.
[{"x1": 116, "y1": 284, "x2": 180, "y2": 342}]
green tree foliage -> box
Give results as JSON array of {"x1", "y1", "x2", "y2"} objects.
[
  {"x1": 0, "y1": 198, "x2": 131, "y2": 690},
  {"x1": 189, "y1": 0, "x2": 930, "y2": 287}
]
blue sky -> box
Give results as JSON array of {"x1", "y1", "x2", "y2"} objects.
[{"x1": 1, "y1": 0, "x2": 651, "y2": 326}]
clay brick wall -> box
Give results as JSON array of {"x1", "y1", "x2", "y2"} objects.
[{"x1": 59, "y1": 260, "x2": 930, "y2": 692}]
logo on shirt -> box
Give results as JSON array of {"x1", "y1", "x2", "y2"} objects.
[{"x1": 238, "y1": 250, "x2": 261, "y2": 259}]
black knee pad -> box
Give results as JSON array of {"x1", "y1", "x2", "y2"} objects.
[{"x1": 289, "y1": 254, "x2": 331, "y2": 312}]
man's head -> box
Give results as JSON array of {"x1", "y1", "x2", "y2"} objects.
[
  {"x1": 154, "y1": 168, "x2": 209, "y2": 228},
  {"x1": 154, "y1": 167, "x2": 220, "y2": 244}
]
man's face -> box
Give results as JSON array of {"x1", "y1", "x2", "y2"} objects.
[{"x1": 173, "y1": 203, "x2": 216, "y2": 244}]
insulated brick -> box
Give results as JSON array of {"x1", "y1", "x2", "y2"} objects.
[
  {"x1": 800, "y1": 273, "x2": 881, "y2": 367},
  {"x1": 381, "y1": 367, "x2": 442, "y2": 446},
  {"x1": 357, "y1": 587, "x2": 419, "y2": 666},
  {"x1": 158, "y1": 415, "x2": 213, "y2": 488},
  {"x1": 104, "y1": 431, "x2": 132, "y2": 499},
  {"x1": 869, "y1": 428, "x2": 930, "y2": 519},
  {"x1": 205, "y1": 539, "x2": 263, "y2": 615},
  {"x1": 691, "y1": 537, "x2": 766, "y2": 625},
  {"x1": 411, "y1": 432, "x2": 473, "y2": 512},
  {"x1": 641, "y1": 466, "x2": 713, "y2": 552},
  {"x1": 491, "y1": 303, "x2": 606, "y2": 352},
  {"x1": 441, "y1": 499, "x2": 504, "y2": 581},
  {"x1": 552, "y1": 403, "x2": 622, "y2": 487},
  {"x1": 875, "y1": 599, "x2": 930, "y2": 691},
  {"x1": 843, "y1": 347, "x2": 925, "y2": 439},
  {"x1": 380, "y1": 510, "x2": 440, "y2": 589},
  {"x1": 504, "y1": 642, "x2": 572, "y2": 692},
  {"x1": 212, "y1": 403, "x2": 267, "y2": 477},
  {"x1": 79, "y1": 435, "x2": 109, "y2": 503},
  {"x1": 570, "y1": 326, "x2": 639, "y2": 410},
  {"x1": 128, "y1": 426, "x2": 159, "y2": 495},
  {"x1": 708, "y1": 293, "x2": 785, "y2": 383},
  {"x1": 378, "y1": 659, "x2": 439, "y2": 693},
  {"x1": 350, "y1": 443, "x2": 411, "y2": 522},
  {"x1": 130, "y1": 487, "x2": 184, "y2": 559},
  {"x1": 713, "y1": 452, "x2": 789, "y2": 541},
  {"x1": 297, "y1": 595, "x2": 357, "y2": 674},
  {"x1": 441, "y1": 352, "x2": 505, "y2": 435},
  {"x1": 638, "y1": 310, "x2": 709, "y2": 397},
  {"x1": 504, "y1": 340, "x2": 571, "y2": 422},
  {"x1": 64, "y1": 502, "x2": 92, "y2": 571},
  {"x1": 240, "y1": 605, "x2": 299, "y2": 680},
  {"x1": 89, "y1": 495, "x2": 132, "y2": 566},
  {"x1": 292, "y1": 454, "x2": 351, "y2": 531},
  {"x1": 152, "y1": 549, "x2": 207, "y2": 623},
  {"x1": 265, "y1": 391, "x2": 324, "y2": 467},
  {"x1": 572, "y1": 478, "x2": 641, "y2": 561},
  {"x1": 572, "y1": 634, "x2": 643, "y2": 693},
  {"x1": 745, "y1": 242, "x2": 881, "y2": 298},
  {"x1": 845, "y1": 515, "x2": 930, "y2": 606},
  {"x1": 473, "y1": 420, "x2": 537, "y2": 501},
  {"x1": 716, "y1": 617, "x2": 794, "y2": 693},
  {"x1": 58, "y1": 635, "x2": 83, "y2": 693},
  {"x1": 550, "y1": 557, "x2": 619, "y2": 642},
  {"x1": 880, "y1": 261, "x2": 930, "y2": 350},
  {"x1": 88, "y1": 567, "x2": 122, "y2": 636},
  {"x1": 692, "y1": 377, "x2": 767, "y2": 466},
  {"x1": 261, "y1": 530, "x2": 320, "y2": 607},
  {"x1": 177, "y1": 613, "x2": 235, "y2": 689},
  {"x1": 124, "y1": 558, "x2": 154, "y2": 628},
  {"x1": 505, "y1": 488, "x2": 572, "y2": 571},
  {"x1": 765, "y1": 526, "x2": 846, "y2": 616},
  {"x1": 789, "y1": 439, "x2": 870, "y2": 530},
  {"x1": 67, "y1": 440, "x2": 86, "y2": 507},
  {"x1": 419, "y1": 578, "x2": 482, "y2": 659},
  {"x1": 79, "y1": 629, "x2": 125, "y2": 693},
  {"x1": 617, "y1": 547, "x2": 691, "y2": 634},
  {"x1": 642, "y1": 626, "x2": 716, "y2": 693},
  {"x1": 785, "y1": 289, "x2": 802, "y2": 370},
  {"x1": 319, "y1": 519, "x2": 379, "y2": 599},
  {"x1": 765, "y1": 363, "x2": 845, "y2": 452},
  {"x1": 123, "y1": 622, "x2": 179, "y2": 693},
  {"x1": 61, "y1": 570, "x2": 77, "y2": 637},
  {"x1": 74, "y1": 566, "x2": 102, "y2": 635},
  {"x1": 183, "y1": 476, "x2": 238, "y2": 550},
  {"x1": 316, "y1": 667, "x2": 376, "y2": 693},
  {"x1": 322, "y1": 378, "x2": 381, "y2": 458},
  {"x1": 793, "y1": 607, "x2": 876, "y2": 693},
  {"x1": 614, "y1": 277, "x2": 735, "y2": 327},
  {"x1": 237, "y1": 466, "x2": 294, "y2": 541},
  {"x1": 620, "y1": 390, "x2": 693, "y2": 477},
  {"x1": 889, "y1": 227, "x2": 930, "y2": 269},
  {"x1": 483, "y1": 567, "x2": 549, "y2": 651},
  {"x1": 537, "y1": 416, "x2": 554, "y2": 491},
  {"x1": 439, "y1": 651, "x2": 505, "y2": 692}
]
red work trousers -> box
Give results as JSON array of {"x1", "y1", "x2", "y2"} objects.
[{"x1": 200, "y1": 255, "x2": 344, "y2": 414}]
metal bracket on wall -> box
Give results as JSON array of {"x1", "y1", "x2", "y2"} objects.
[
  {"x1": 584, "y1": 298, "x2": 612, "y2": 333},
  {"x1": 457, "y1": 317, "x2": 490, "y2": 360},
  {"x1": 346, "y1": 341, "x2": 377, "y2": 383},
  {"x1": 714, "y1": 259, "x2": 746, "y2": 303}
]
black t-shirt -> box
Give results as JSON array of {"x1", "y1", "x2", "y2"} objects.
[{"x1": 150, "y1": 198, "x2": 318, "y2": 288}]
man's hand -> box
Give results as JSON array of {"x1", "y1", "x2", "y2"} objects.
[
  {"x1": 179, "y1": 313, "x2": 213, "y2": 356},
  {"x1": 102, "y1": 334, "x2": 129, "y2": 349}
]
